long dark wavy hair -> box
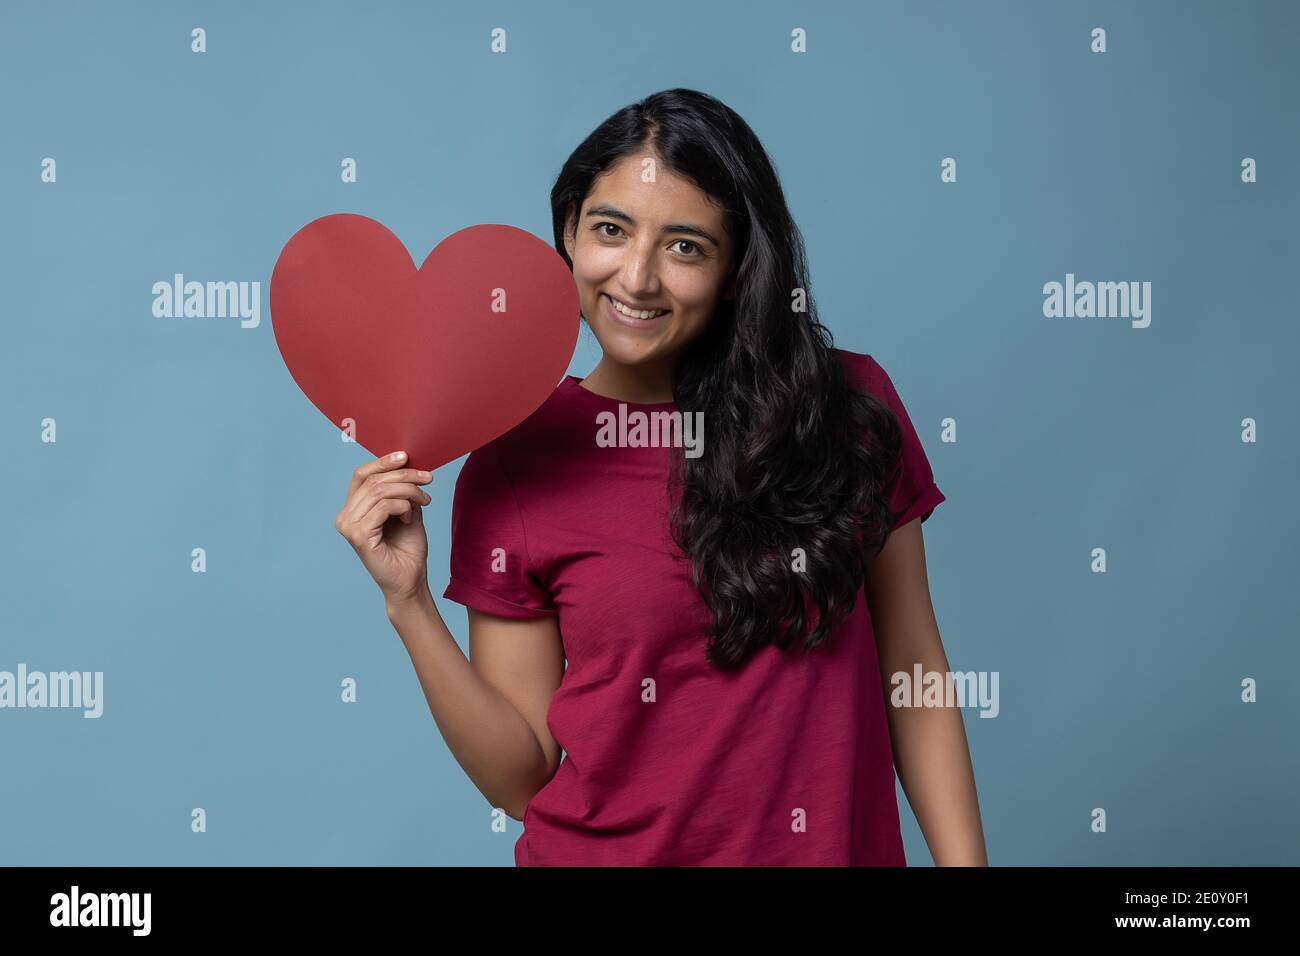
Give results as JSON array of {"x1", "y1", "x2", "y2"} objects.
[{"x1": 550, "y1": 88, "x2": 906, "y2": 670}]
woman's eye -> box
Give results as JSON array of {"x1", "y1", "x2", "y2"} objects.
[{"x1": 594, "y1": 223, "x2": 701, "y2": 257}]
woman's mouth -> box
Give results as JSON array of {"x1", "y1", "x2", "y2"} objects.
[{"x1": 603, "y1": 293, "x2": 672, "y2": 328}]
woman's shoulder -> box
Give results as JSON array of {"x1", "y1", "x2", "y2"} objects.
[{"x1": 830, "y1": 346, "x2": 889, "y2": 395}]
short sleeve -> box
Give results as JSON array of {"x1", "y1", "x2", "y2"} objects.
[
  {"x1": 442, "y1": 443, "x2": 558, "y2": 619},
  {"x1": 859, "y1": 354, "x2": 946, "y2": 532}
]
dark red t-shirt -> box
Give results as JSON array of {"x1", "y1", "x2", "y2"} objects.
[{"x1": 443, "y1": 347, "x2": 945, "y2": 865}]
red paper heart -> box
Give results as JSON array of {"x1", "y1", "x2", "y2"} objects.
[{"x1": 270, "y1": 214, "x2": 579, "y2": 472}]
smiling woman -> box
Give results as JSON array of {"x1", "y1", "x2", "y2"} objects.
[
  {"x1": 365, "y1": 88, "x2": 985, "y2": 867},
  {"x1": 559, "y1": 158, "x2": 738, "y2": 400}
]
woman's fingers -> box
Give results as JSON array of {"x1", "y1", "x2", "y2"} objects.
[
  {"x1": 347, "y1": 450, "x2": 411, "y2": 500},
  {"x1": 355, "y1": 495, "x2": 415, "y2": 540},
  {"x1": 335, "y1": 451, "x2": 434, "y2": 547},
  {"x1": 341, "y1": 479, "x2": 432, "y2": 530}
]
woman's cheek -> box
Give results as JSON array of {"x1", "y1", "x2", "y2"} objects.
[
  {"x1": 573, "y1": 242, "x2": 621, "y2": 282},
  {"x1": 671, "y1": 274, "x2": 720, "y2": 315}
]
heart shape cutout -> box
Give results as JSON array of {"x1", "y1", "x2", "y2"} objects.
[{"x1": 270, "y1": 214, "x2": 579, "y2": 472}]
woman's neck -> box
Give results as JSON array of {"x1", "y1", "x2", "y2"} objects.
[{"x1": 578, "y1": 357, "x2": 676, "y2": 404}]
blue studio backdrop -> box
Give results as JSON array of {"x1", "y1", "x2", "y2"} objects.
[{"x1": 2, "y1": 0, "x2": 1297, "y2": 865}]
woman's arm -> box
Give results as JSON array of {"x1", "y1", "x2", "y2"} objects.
[
  {"x1": 864, "y1": 519, "x2": 989, "y2": 866},
  {"x1": 386, "y1": 589, "x2": 565, "y2": 821},
  {"x1": 334, "y1": 451, "x2": 564, "y2": 822}
]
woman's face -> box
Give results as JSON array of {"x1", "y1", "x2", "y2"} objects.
[{"x1": 563, "y1": 151, "x2": 736, "y2": 373}]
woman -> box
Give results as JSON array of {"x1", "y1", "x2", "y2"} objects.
[{"x1": 335, "y1": 88, "x2": 987, "y2": 866}]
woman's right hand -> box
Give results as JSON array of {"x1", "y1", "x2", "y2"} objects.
[{"x1": 335, "y1": 450, "x2": 434, "y2": 605}]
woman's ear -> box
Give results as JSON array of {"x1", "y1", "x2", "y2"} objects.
[{"x1": 562, "y1": 203, "x2": 577, "y2": 262}]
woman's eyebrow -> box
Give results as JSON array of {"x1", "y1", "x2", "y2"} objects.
[{"x1": 585, "y1": 204, "x2": 720, "y2": 247}]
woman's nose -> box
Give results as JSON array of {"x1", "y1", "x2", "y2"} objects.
[{"x1": 618, "y1": 243, "x2": 661, "y2": 294}]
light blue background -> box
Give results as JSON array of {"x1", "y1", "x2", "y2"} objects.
[{"x1": 2, "y1": 0, "x2": 1296, "y2": 865}]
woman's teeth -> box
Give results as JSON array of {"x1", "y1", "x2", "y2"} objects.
[{"x1": 607, "y1": 294, "x2": 669, "y2": 319}]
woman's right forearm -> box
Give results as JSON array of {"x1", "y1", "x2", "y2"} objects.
[{"x1": 385, "y1": 587, "x2": 550, "y2": 819}]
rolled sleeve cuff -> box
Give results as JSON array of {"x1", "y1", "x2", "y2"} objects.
[
  {"x1": 442, "y1": 577, "x2": 558, "y2": 620},
  {"x1": 892, "y1": 482, "x2": 946, "y2": 532}
]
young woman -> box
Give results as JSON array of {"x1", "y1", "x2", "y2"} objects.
[{"x1": 335, "y1": 88, "x2": 987, "y2": 866}]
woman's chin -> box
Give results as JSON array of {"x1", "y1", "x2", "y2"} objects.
[
  {"x1": 594, "y1": 342, "x2": 663, "y2": 368},
  {"x1": 590, "y1": 323, "x2": 672, "y2": 360}
]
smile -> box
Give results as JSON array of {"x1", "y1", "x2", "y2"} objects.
[{"x1": 603, "y1": 293, "x2": 671, "y2": 322}]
